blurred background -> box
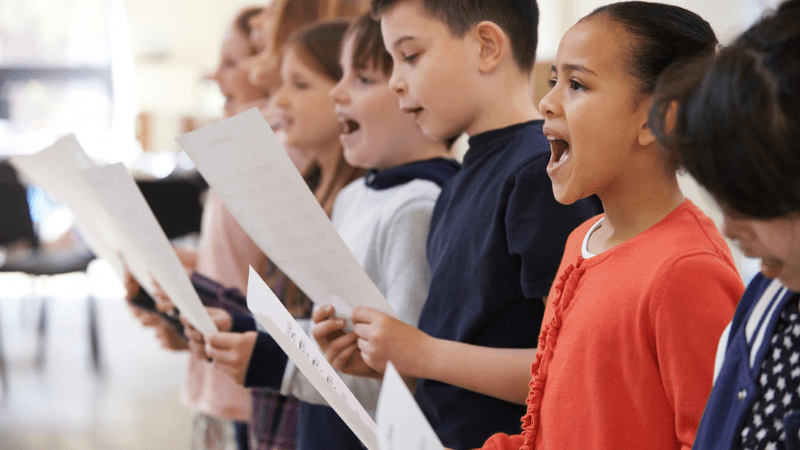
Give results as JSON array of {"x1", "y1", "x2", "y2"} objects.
[{"x1": 0, "y1": 0, "x2": 783, "y2": 449}]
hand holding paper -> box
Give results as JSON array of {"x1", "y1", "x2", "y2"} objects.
[
  {"x1": 246, "y1": 266, "x2": 379, "y2": 450},
  {"x1": 312, "y1": 305, "x2": 382, "y2": 379},
  {"x1": 350, "y1": 307, "x2": 432, "y2": 376}
]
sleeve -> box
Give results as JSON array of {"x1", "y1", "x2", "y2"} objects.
[
  {"x1": 379, "y1": 195, "x2": 436, "y2": 326},
  {"x1": 652, "y1": 253, "x2": 743, "y2": 450},
  {"x1": 505, "y1": 157, "x2": 599, "y2": 299},
  {"x1": 244, "y1": 331, "x2": 289, "y2": 389},
  {"x1": 480, "y1": 432, "x2": 525, "y2": 450},
  {"x1": 230, "y1": 311, "x2": 257, "y2": 333}
]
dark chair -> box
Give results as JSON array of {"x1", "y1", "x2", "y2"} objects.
[{"x1": 0, "y1": 160, "x2": 100, "y2": 402}]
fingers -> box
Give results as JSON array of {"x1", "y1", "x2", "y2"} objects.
[
  {"x1": 206, "y1": 307, "x2": 233, "y2": 332},
  {"x1": 329, "y1": 340, "x2": 360, "y2": 372},
  {"x1": 182, "y1": 317, "x2": 205, "y2": 344},
  {"x1": 312, "y1": 316, "x2": 348, "y2": 343},
  {"x1": 351, "y1": 306, "x2": 380, "y2": 324},
  {"x1": 152, "y1": 283, "x2": 176, "y2": 314},
  {"x1": 324, "y1": 331, "x2": 358, "y2": 358},
  {"x1": 312, "y1": 305, "x2": 337, "y2": 324},
  {"x1": 204, "y1": 331, "x2": 258, "y2": 385}
]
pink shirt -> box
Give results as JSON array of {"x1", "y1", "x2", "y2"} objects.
[{"x1": 181, "y1": 191, "x2": 266, "y2": 422}]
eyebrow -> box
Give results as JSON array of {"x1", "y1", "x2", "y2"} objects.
[
  {"x1": 551, "y1": 63, "x2": 598, "y2": 77},
  {"x1": 391, "y1": 36, "x2": 415, "y2": 50}
]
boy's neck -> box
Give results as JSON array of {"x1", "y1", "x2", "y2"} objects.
[
  {"x1": 588, "y1": 169, "x2": 685, "y2": 255},
  {"x1": 374, "y1": 141, "x2": 451, "y2": 172},
  {"x1": 465, "y1": 73, "x2": 541, "y2": 137}
]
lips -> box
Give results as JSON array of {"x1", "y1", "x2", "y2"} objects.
[{"x1": 401, "y1": 105, "x2": 423, "y2": 119}]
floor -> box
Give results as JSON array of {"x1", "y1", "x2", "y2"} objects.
[{"x1": 0, "y1": 260, "x2": 192, "y2": 450}]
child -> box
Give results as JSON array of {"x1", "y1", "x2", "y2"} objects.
[
  {"x1": 197, "y1": 15, "x2": 458, "y2": 449},
  {"x1": 650, "y1": 1, "x2": 800, "y2": 447},
  {"x1": 312, "y1": 1, "x2": 602, "y2": 448},
  {"x1": 125, "y1": 7, "x2": 267, "y2": 450},
  {"x1": 474, "y1": 2, "x2": 746, "y2": 449}
]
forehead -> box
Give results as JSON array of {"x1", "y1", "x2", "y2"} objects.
[
  {"x1": 339, "y1": 34, "x2": 356, "y2": 65},
  {"x1": 555, "y1": 17, "x2": 627, "y2": 76},
  {"x1": 222, "y1": 29, "x2": 254, "y2": 58},
  {"x1": 380, "y1": 0, "x2": 454, "y2": 48}
]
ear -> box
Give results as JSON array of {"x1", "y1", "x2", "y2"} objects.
[
  {"x1": 637, "y1": 97, "x2": 657, "y2": 147},
  {"x1": 474, "y1": 21, "x2": 506, "y2": 73}
]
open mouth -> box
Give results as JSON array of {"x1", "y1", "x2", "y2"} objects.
[
  {"x1": 341, "y1": 119, "x2": 360, "y2": 135},
  {"x1": 548, "y1": 136, "x2": 570, "y2": 166}
]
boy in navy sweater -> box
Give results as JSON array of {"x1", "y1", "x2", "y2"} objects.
[{"x1": 312, "y1": 1, "x2": 602, "y2": 448}]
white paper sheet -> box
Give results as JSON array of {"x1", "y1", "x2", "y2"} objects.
[
  {"x1": 377, "y1": 362, "x2": 445, "y2": 450},
  {"x1": 176, "y1": 108, "x2": 395, "y2": 321},
  {"x1": 10, "y1": 135, "x2": 126, "y2": 277},
  {"x1": 10, "y1": 135, "x2": 216, "y2": 334},
  {"x1": 246, "y1": 266, "x2": 379, "y2": 450},
  {"x1": 78, "y1": 163, "x2": 216, "y2": 334}
]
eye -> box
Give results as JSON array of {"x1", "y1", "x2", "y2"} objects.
[
  {"x1": 403, "y1": 53, "x2": 419, "y2": 64},
  {"x1": 546, "y1": 77, "x2": 557, "y2": 89},
  {"x1": 569, "y1": 79, "x2": 586, "y2": 91},
  {"x1": 294, "y1": 81, "x2": 309, "y2": 89},
  {"x1": 357, "y1": 74, "x2": 374, "y2": 85}
]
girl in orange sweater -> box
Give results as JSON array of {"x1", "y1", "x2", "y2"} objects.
[{"x1": 481, "y1": 2, "x2": 745, "y2": 449}]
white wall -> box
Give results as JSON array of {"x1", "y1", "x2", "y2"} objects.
[
  {"x1": 537, "y1": 0, "x2": 777, "y2": 60},
  {"x1": 121, "y1": 0, "x2": 259, "y2": 152}
]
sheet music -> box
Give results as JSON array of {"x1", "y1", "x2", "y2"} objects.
[
  {"x1": 176, "y1": 108, "x2": 395, "y2": 321},
  {"x1": 10, "y1": 135, "x2": 126, "y2": 277},
  {"x1": 78, "y1": 163, "x2": 216, "y2": 334},
  {"x1": 377, "y1": 363, "x2": 445, "y2": 450},
  {"x1": 246, "y1": 266, "x2": 378, "y2": 450},
  {"x1": 10, "y1": 135, "x2": 216, "y2": 334}
]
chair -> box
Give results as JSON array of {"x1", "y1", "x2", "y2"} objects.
[{"x1": 0, "y1": 160, "x2": 100, "y2": 401}]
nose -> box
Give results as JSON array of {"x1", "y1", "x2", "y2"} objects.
[
  {"x1": 211, "y1": 64, "x2": 223, "y2": 84},
  {"x1": 329, "y1": 79, "x2": 349, "y2": 104},
  {"x1": 272, "y1": 84, "x2": 289, "y2": 109},
  {"x1": 388, "y1": 66, "x2": 406, "y2": 97},
  {"x1": 539, "y1": 83, "x2": 561, "y2": 118}
]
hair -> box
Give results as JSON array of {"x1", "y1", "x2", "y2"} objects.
[
  {"x1": 370, "y1": 0, "x2": 539, "y2": 73},
  {"x1": 271, "y1": 0, "x2": 368, "y2": 54},
  {"x1": 283, "y1": 19, "x2": 351, "y2": 82},
  {"x1": 584, "y1": 1, "x2": 717, "y2": 100},
  {"x1": 249, "y1": 0, "x2": 367, "y2": 89},
  {"x1": 273, "y1": 18, "x2": 366, "y2": 316},
  {"x1": 650, "y1": 0, "x2": 800, "y2": 219},
  {"x1": 345, "y1": 12, "x2": 394, "y2": 76},
  {"x1": 234, "y1": 6, "x2": 265, "y2": 54}
]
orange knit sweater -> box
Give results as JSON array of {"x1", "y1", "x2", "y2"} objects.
[{"x1": 482, "y1": 201, "x2": 744, "y2": 450}]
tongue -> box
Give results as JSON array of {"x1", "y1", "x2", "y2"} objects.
[{"x1": 554, "y1": 140, "x2": 569, "y2": 163}]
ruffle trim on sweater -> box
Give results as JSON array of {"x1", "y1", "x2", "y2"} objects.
[{"x1": 520, "y1": 262, "x2": 584, "y2": 449}]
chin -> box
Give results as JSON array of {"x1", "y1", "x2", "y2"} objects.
[{"x1": 551, "y1": 186, "x2": 577, "y2": 206}]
